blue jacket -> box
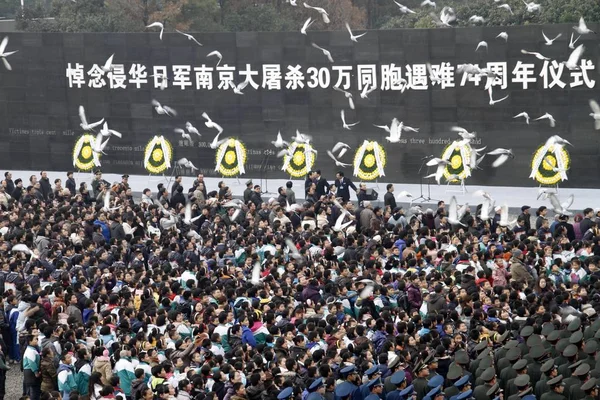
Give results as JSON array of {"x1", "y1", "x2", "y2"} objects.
[
  {"x1": 58, "y1": 363, "x2": 78, "y2": 393},
  {"x1": 94, "y1": 220, "x2": 110, "y2": 241},
  {"x1": 241, "y1": 326, "x2": 257, "y2": 348}
]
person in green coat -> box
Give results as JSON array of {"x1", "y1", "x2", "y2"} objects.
[{"x1": 57, "y1": 353, "x2": 78, "y2": 400}]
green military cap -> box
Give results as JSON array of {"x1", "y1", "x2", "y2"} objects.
[
  {"x1": 475, "y1": 341, "x2": 488, "y2": 352},
  {"x1": 506, "y1": 347, "x2": 522, "y2": 361},
  {"x1": 455, "y1": 350, "x2": 469, "y2": 365},
  {"x1": 477, "y1": 347, "x2": 491, "y2": 360},
  {"x1": 530, "y1": 344, "x2": 547, "y2": 360},
  {"x1": 584, "y1": 339, "x2": 599, "y2": 354},
  {"x1": 569, "y1": 330, "x2": 584, "y2": 344},
  {"x1": 479, "y1": 356, "x2": 493, "y2": 369},
  {"x1": 547, "y1": 374, "x2": 564, "y2": 387},
  {"x1": 568, "y1": 318, "x2": 581, "y2": 332},
  {"x1": 568, "y1": 360, "x2": 583, "y2": 370},
  {"x1": 541, "y1": 323, "x2": 555, "y2": 337},
  {"x1": 527, "y1": 334, "x2": 542, "y2": 347},
  {"x1": 514, "y1": 374, "x2": 530, "y2": 388},
  {"x1": 581, "y1": 377, "x2": 598, "y2": 392},
  {"x1": 520, "y1": 326, "x2": 534, "y2": 338},
  {"x1": 563, "y1": 344, "x2": 578, "y2": 358},
  {"x1": 547, "y1": 329, "x2": 562, "y2": 342},
  {"x1": 513, "y1": 359, "x2": 528, "y2": 371},
  {"x1": 486, "y1": 382, "x2": 501, "y2": 397},
  {"x1": 594, "y1": 328, "x2": 600, "y2": 340},
  {"x1": 541, "y1": 358, "x2": 556, "y2": 373},
  {"x1": 518, "y1": 387, "x2": 533, "y2": 397},
  {"x1": 573, "y1": 363, "x2": 591, "y2": 377},
  {"x1": 497, "y1": 330, "x2": 510, "y2": 343},
  {"x1": 481, "y1": 367, "x2": 496, "y2": 382},
  {"x1": 447, "y1": 364, "x2": 463, "y2": 380},
  {"x1": 504, "y1": 340, "x2": 519, "y2": 349},
  {"x1": 556, "y1": 338, "x2": 570, "y2": 354}
]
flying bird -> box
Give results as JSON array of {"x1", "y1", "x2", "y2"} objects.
[
  {"x1": 447, "y1": 196, "x2": 466, "y2": 226},
  {"x1": 11, "y1": 244, "x2": 37, "y2": 260},
  {"x1": 425, "y1": 158, "x2": 450, "y2": 185},
  {"x1": 468, "y1": 15, "x2": 485, "y2": 24},
  {"x1": 345, "y1": 23, "x2": 367, "y2": 42},
  {"x1": 475, "y1": 41, "x2": 488, "y2": 52},
  {"x1": 92, "y1": 132, "x2": 110, "y2": 155},
  {"x1": 332, "y1": 142, "x2": 350, "y2": 158},
  {"x1": 232, "y1": 79, "x2": 249, "y2": 95},
  {"x1": 176, "y1": 158, "x2": 198, "y2": 171},
  {"x1": 300, "y1": 17, "x2": 314, "y2": 35},
  {"x1": 186, "y1": 122, "x2": 200, "y2": 137},
  {"x1": 385, "y1": 118, "x2": 403, "y2": 143},
  {"x1": 102, "y1": 191, "x2": 119, "y2": 212},
  {"x1": 0, "y1": 36, "x2": 17, "y2": 71},
  {"x1": 393, "y1": 1, "x2": 415, "y2": 13},
  {"x1": 497, "y1": 4, "x2": 513, "y2": 14},
  {"x1": 521, "y1": 49, "x2": 550, "y2": 60},
  {"x1": 574, "y1": 17, "x2": 596, "y2": 35},
  {"x1": 99, "y1": 121, "x2": 122, "y2": 139},
  {"x1": 311, "y1": 43, "x2": 334, "y2": 63},
  {"x1": 271, "y1": 131, "x2": 289, "y2": 148},
  {"x1": 333, "y1": 86, "x2": 355, "y2": 109},
  {"x1": 146, "y1": 22, "x2": 164, "y2": 40},
  {"x1": 210, "y1": 131, "x2": 228, "y2": 149},
  {"x1": 292, "y1": 130, "x2": 312, "y2": 144},
  {"x1": 534, "y1": 112, "x2": 556, "y2": 127},
  {"x1": 397, "y1": 191, "x2": 414, "y2": 202},
  {"x1": 151, "y1": 99, "x2": 177, "y2": 116},
  {"x1": 250, "y1": 262, "x2": 262, "y2": 285},
  {"x1": 202, "y1": 112, "x2": 224, "y2": 135},
  {"x1": 303, "y1": 2, "x2": 330, "y2": 23},
  {"x1": 426, "y1": 62, "x2": 442, "y2": 85},
  {"x1": 402, "y1": 124, "x2": 419, "y2": 133},
  {"x1": 327, "y1": 150, "x2": 351, "y2": 167},
  {"x1": 183, "y1": 203, "x2": 202, "y2": 225},
  {"x1": 498, "y1": 204, "x2": 517, "y2": 227},
  {"x1": 562, "y1": 44, "x2": 584, "y2": 70},
  {"x1": 472, "y1": 190, "x2": 493, "y2": 202},
  {"x1": 488, "y1": 86, "x2": 509, "y2": 105},
  {"x1": 543, "y1": 193, "x2": 574, "y2": 216},
  {"x1": 496, "y1": 32, "x2": 508, "y2": 41},
  {"x1": 487, "y1": 148, "x2": 514, "y2": 167},
  {"x1": 522, "y1": 1, "x2": 541, "y2": 12},
  {"x1": 513, "y1": 112, "x2": 530, "y2": 124},
  {"x1": 451, "y1": 126, "x2": 476, "y2": 140},
  {"x1": 569, "y1": 32, "x2": 581, "y2": 49},
  {"x1": 287, "y1": 0, "x2": 298, "y2": 5},
  {"x1": 421, "y1": 0, "x2": 436, "y2": 8},
  {"x1": 78, "y1": 106, "x2": 104, "y2": 131},
  {"x1": 101, "y1": 54, "x2": 115, "y2": 73},
  {"x1": 175, "y1": 29, "x2": 202, "y2": 46},
  {"x1": 373, "y1": 123, "x2": 391, "y2": 133},
  {"x1": 207, "y1": 50, "x2": 223, "y2": 67},
  {"x1": 340, "y1": 110, "x2": 359, "y2": 130},
  {"x1": 589, "y1": 100, "x2": 600, "y2": 130},
  {"x1": 175, "y1": 128, "x2": 193, "y2": 143},
  {"x1": 542, "y1": 31, "x2": 562, "y2": 45}
]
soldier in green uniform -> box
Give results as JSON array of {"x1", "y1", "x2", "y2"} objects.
[
  {"x1": 499, "y1": 348, "x2": 521, "y2": 391},
  {"x1": 443, "y1": 366, "x2": 462, "y2": 400},
  {"x1": 486, "y1": 383, "x2": 502, "y2": 400},
  {"x1": 582, "y1": 339, "x2": 600, "y2": 378},
  {"x1": 557, "y1": 345, "x2": 579, "y2": 378},
  {"x1": 569, "y1": 330, "x2": 587, "y2": 361},
  {"x1": 472, "y1": 367, "x2": 496, "y2": 400},
  {"x1": 540, "y1": 375, "x2": 567, "y2": 400},
  {"x1": 505, "y1": 360, "x2": 528, "y2": 398},
  {"x1": 448, "y1": 376, "x2": 471, "y2": 400},
  {"x1": 412, "y1": 362, "x2": 430, "y2": 400},
  {"x1": 473, "y1": 356, "x2": 493, "y2": 386},
  {"x1": 535, "y1": 358, "x2": 558, "y2": 399},
  {"x1": 565, "y1": 362, "x2": 590, "y2": 400},
  {"x1": 527, "y1": 344, "x2": 548, "y2": 383},
  {"x1": 383, "y1": 357, "x2": 403, "y2": 393},
  {"x1": 581, "y1": 377, "x2": 598, "y2": 400},
  {"x1": 506, "y1": 375, "x2": 531, "y2": 400}
]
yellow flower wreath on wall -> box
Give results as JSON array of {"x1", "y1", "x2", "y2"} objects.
[
  {"x1": 72, "y1": 134, "x2": 100, "y2": 172},
  {"x1": 283, "y1": 142, "x2": 316, "y2": 178},
  {"x1": 353, "y1": 141, "x2": 386, "y2": 181},
  {"x1": 215, "y1": 138, "x2": 247, "y2": 177},
  {"x1": 144, "y1": 136, "x2": 173, "y2": 174}
]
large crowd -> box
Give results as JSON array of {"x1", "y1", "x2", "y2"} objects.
[{"x1": 0, "y1": 168, "x2": 599, "y2": 400}]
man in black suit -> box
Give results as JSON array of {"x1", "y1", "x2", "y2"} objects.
[
  {"x1": 315, "y1": 170, "x2": 330, "y2": 198},
  {"x1": 384, "y1": 183, "x2": 397, "y2": 210},
  {"x1": 334, "y1": 171, "x2": 357, "y2": 203},
  {"x1": 305, "y1": 171, "x2": 316, "y2": 196}
]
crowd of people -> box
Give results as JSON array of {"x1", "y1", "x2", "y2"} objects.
[{"x1": 0, "y1": 168, "x2": 599, "y2": 400}]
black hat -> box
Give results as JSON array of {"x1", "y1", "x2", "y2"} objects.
[
  {"x1": 415, "y1": 362, "x2": 428, "y2": 373},
  {"x1": 573, "y1": 363, "x2": 591, "y2": 377},
  {"x1": 122, "y1": 174, "x2": 129, "y2": 178},
  {"x1": 547, "y1": 374, "x2": 564, "y2": 387},
  {"x1": 541, "y1": 358, "x2": 556, "y2": 373},
  {"x1": 530, "y1": 345, "x2": 547, "y2": 360},
  {"x1": 563, "y1": 344, "x2": 578, "y2": 358},
  {"x1": 569, "y1": 330, "x2": 584, "y2": 344},
  {"x1": 521, "y1": 205, "x2": 531, "y2": 212},
  {"x1": 581, "y1": 378, "x2": 598, "y2": 392},
  {"x1": 520, "y1": 326, "x2": 534, "y2": 338},
  {"x1": 481, "y1": 367, "x2": 495, "y2": 382},
  {"x1": 94, "y1": 169, "x2": 102, "y2": 175},
  {"x1": 568, "y1": 318, "x2": 582, "y2": 332},
  {"x1": 506, "y1": 347, "x2": 522, "y2": 362},
  {"x1": 513, "y1": 359, "x2": 528, "y2": 371},
  {"x1": 514, "y1": 375, "x2": 530, "y2": 388}
]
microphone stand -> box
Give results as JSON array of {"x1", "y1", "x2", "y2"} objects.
[{"x1": 413, "y1": 155, "x2": 433, "y2": 203}]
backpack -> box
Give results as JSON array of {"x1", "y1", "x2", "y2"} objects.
[{"x1": 396, "y1": 291, "x2": 410, "y2": 312}]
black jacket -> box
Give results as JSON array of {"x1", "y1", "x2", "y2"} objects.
[
  {"x1": 170, "y1": 192, "x2": 187, "y2": 208},
  {"x1": 384, "y1": 191, "x2": 397, "y2": 210},
  {"x1": 39, "y1": 177, "x2": 51, "y2": 200},
  {"x1": 315, "y1": 177, "x2": 330, "y2": 198},
  {"x1": 66, "y1": 178, "x2": 76, "y2": 196},
  {"x1": 334, "y1": 177, "x2": 357, "y2": 203}
]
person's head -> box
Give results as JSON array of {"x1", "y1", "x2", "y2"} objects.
[{"x1": 387, "y1": 184, "x2": 394, "y2": 193}]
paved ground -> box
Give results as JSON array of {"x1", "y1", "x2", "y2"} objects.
[{"x1": 6, "y1": 364, "x2": 22, "y2": 397}]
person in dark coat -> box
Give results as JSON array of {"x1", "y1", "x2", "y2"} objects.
[
  {"x1": 406, "y1": 275, "x2": 422, "y2": 314},
  {"x1": 3, "y1": 172, "x2": 14, "y2": 196},
  {"x1": 314, "y1": 170, "x2": 330, "y2": 199},
  {"x1": 384, "y1": 184, "x2": 397, "y2": 210},
  {"x1": 277, "y1": 186, "x2": 287, "y2": 208},
  {"x1": 39, "y1": 171, "x2": 52, "y2": 201},
  {"x1": 250, "y1": 185, "x2": 263, "y2": 208},
  {"x1": 65, "y1": 172, "x2": 76, "y2": 196},
  {"x1": 286, "y1": 181, "x2": 296, "y2": 204},
  {"x1": 170, "y1": 186, "x2": 186, "y2": 208},
  {"x1": 519, "y1": 205, "x2": 532, "y2": 232},
  {"x1": 243, "y1": 180, "x2": 253, "y2": 205},
  {"x1": 334, "y1": 172, "x2": 357, "y2": 203},
  {"x1": 426, "y1": 284, "x2": 446, "y2": 314},
  {"x1": 302, "y1": 280, "x2": 321, "y2": 304},
  {"x1": 11, "y1": 179, "x2": 23, "y2": 202}
]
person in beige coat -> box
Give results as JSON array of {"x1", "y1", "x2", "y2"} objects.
[
  {"x1": 509, "y1": 249, "x2": 534, "y2": 287},
  {"x1": 92, "y1": 348, "x2": 113, "y2": 385}
]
